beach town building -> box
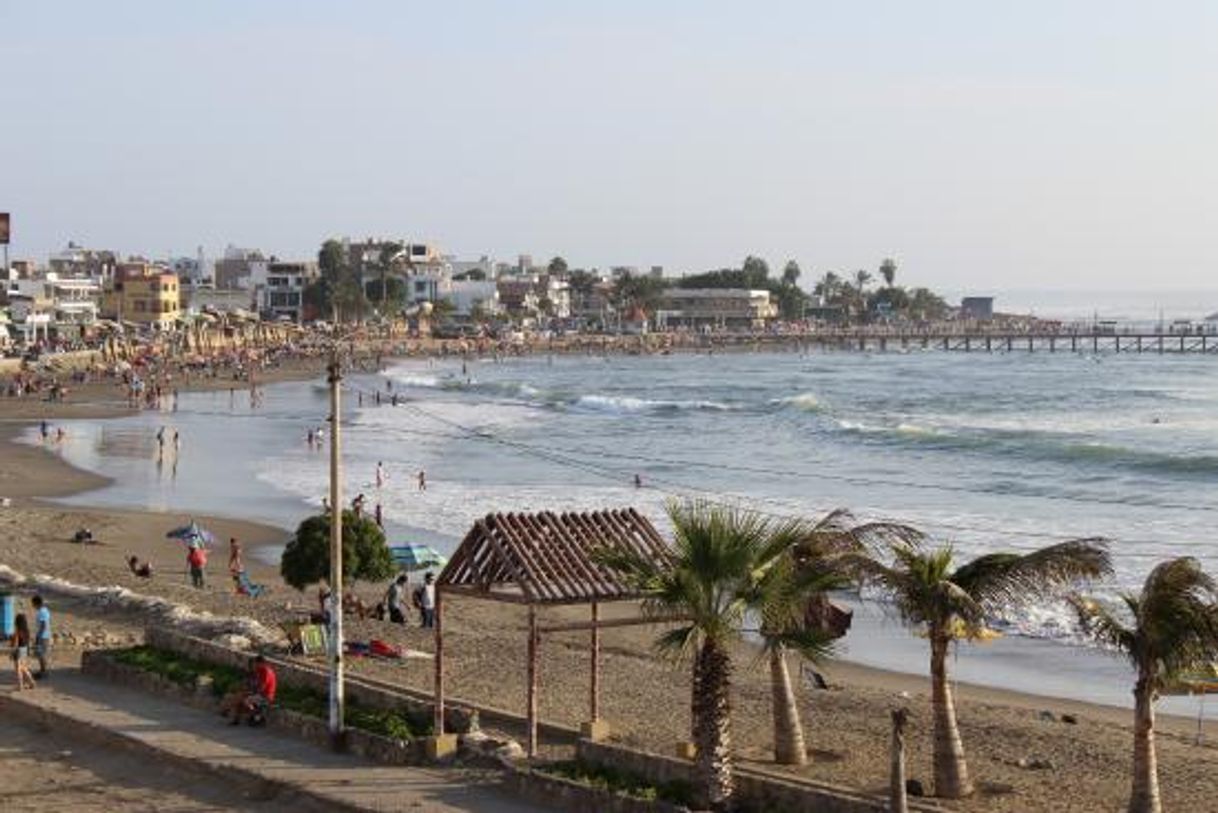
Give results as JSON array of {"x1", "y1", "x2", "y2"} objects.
[
  {"x1": 48, "y1": 243, "x2": 118, "y2": 282},
  {"x1": 496, "y1": 277, "x2": 540, "y2": 317},
  {"x1": 449, "y1": 255, "x2": 496, "y2": 280},
  {"x1": 655, "y1": 288, "x2": 777, "y2": 330},
  {"x1": 101, "y1": 262, "x2": 181, "y2": 328},
  {"x1": 960, "y1": 296, "x2": 995, "y2": 321},
  {"x1": 3, "y1": 272, "x2": 101, "y2": 341},
  {"x1": 447, "y1": 279, "x2": 499, "y2": 317},
  {"x1": 251, "y1": 261, "x2": 312, "y2": 322},
  {"x1": 213, "y1": 245, "x2": 268, "y2": 290}
]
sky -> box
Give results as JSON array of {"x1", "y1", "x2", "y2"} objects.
[{"x1": 2, "y1": 1, "x2": 1217, "y2": 291}]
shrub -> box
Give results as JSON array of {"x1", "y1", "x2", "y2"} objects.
[{"x1": 280, "y1": 510, "x2": 395, "y2": 590}]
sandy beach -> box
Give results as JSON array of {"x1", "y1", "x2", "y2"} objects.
[{"x1": 1, "y1": 375, "x2": 1216, "y2": 812}]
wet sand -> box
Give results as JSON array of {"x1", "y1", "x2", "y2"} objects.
[{"x1": 1, "y1": 380, "x2": 1216, "y2": 811}]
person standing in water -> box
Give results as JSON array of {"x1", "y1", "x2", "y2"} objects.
[
  {"x1": 376, "y1": 461, "x2": 386, "y2": 489},
  {"x1": 417, "y1": 470, "x2": 427, "y2": 492}
]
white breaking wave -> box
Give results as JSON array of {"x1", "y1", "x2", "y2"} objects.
[{"x1": 570, "y1": 394, "x2": 734, "y2": 414}]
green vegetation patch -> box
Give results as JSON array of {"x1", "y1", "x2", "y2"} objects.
[
  {"x1": 110, "y1": 646, "x2": 430, "y2": 741},
  {"x1": 536, "y1": 759, "x2": 692, "y2": 806}
]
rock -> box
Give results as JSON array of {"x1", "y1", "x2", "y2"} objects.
[
  {"x1": 905, "y1": 778, "x2": 925, "y2": 797},
  {"x1": 1038, "y1": 710, "x2": 1056, "y2": 722},
  {"x1": 1017, "y1": 756, "x2": 1055, "y2": 770},
  {"x1": 1061, "y1": 714, "x2": 1078, "y2": 725},
  {"x1": 493, "y1": 741, "x2": 525, "y2": 761}
]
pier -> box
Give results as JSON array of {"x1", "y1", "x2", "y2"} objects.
[{"x1": 789, "y1": 330, "x2": 1218, "y2": 354}]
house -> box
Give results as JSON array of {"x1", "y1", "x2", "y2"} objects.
[
  {"x1": 251, "y1": 261, "x2": 311, "y2": 322},
  {"x1": 497, "y1": 278, "x2": 539, "y2": 317},
  {"x1": 447, "y1": 280, "x2": 500, "y2": 318},
  {"x1": 960, "y1": 297, "x2": 995, "y2": 321},
  {"x1": 101, "y1": 262, "x2": 181, "y2": 328},
  {"x1": 47, "y1": 244, "x2": 118, "y2": 282},
  {"x1": 656, "y1": 288, "x2": 777, "y2": 330},
  {"x1": 214, "y1": 245, "x2": 268, "y2": 290}
]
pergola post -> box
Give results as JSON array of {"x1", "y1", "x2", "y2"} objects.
[
  {"x1": 527, "y1": 604, "x2": 539, "y2": 757},
  {"x1": 426, "y1": 590, "x2": 458, "y2": 760},
  {"x1": 590, "y1": 600, "x2": 600, "y2": 720},
  {"x1": 434, "y1": 590, "x2": 445, "y2": 733}
]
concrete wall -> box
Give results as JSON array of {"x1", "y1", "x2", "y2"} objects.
[{"x1": 577, "y1": 739, "x2": 946, "y2": 813}]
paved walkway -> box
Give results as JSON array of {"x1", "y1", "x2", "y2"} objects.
[{"x1": 0, "y1": 670, "x2": 548, "y2": 813}]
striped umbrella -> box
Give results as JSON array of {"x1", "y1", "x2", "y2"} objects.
[{"x1": 389, "y1": 543, "x2": 447, "y2": 572}]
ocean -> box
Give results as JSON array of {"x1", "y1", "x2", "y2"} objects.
[{"x1": 36, "y1": 345, "x2": 1218, "y2": 711}]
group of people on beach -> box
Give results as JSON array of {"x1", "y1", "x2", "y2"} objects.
[
  {"x1": 9, "y1": 595, "x2": 51, "y2": 691},
  {"x1": 382, "y1": 572, "x2": 436, "y2": 628}
]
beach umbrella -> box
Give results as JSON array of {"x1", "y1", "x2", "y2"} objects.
[
  {"x1": 389, "y1": 543, "x2": 447, "y2": 572},
  {"x1": 1163, "y1": 663, "x2": 1218, "y2": 745},
  {"x1": 166, "y1": 519, "x2": 216, "y2": 547}
]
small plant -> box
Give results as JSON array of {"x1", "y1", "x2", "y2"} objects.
[
  {"x1": 110, "y1": 646, "x2": 429, "y2": 740},
  {"x1": 538, "y1": 760, "x2": 692, "y2": 806}
]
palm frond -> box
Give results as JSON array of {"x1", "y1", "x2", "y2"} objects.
[
  {"x1": 1067, "y1": 593, "x2": 1137, "y2": 660},
  {"x1": 1139, "y1": 558, "x2": 1218, "y2": 681},
  {"x1": 952, "y1": 538, "x2": 1112, "y2": 612}
]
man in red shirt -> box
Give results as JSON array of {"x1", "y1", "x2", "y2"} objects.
[{"x1": 225, "y1": 655, "x2": 277, "y2": 726}]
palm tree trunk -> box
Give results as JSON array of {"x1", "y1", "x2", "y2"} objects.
[
  {"x1": 769, "y1": 644, "x2": 807, "y2": 765},
  {"x1": 1128, "y1": 676, "x2": 1161, "y2": 813},
  {"x1": 930, "y1": 633, "x2": 973, "y2": 798},
  {"x1": 692, "y1": 639, "x2": 734, "y2": 811}
]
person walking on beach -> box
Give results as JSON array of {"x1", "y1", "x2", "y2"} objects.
[
  {"x1": 374, "y1": 502, "x2": 383, "y2": 528},
  {"x1": 417, "y1": 470, "x2": 427, "y2": 492},
  {"x1": 418, "y1": 573, "x2": 436, "y2": 628},
  {"x1": 31, "y1": 596, "x2": 51, "y2": 680},
  {"x1": 39, "y1": 420, "x2": 49, "y2": 441},
  {"x1": 10, "y1": 613, "x2": 36, "y2": 691},
  {"x1": 173, "y1": 429, "x2": 181, "y2": 454},
  {"x1": 187, "y1": 543, "x2": 207, "y2": 589},
  {"x1": 156, "y1": 427, "x2": 165, "y2": 458},
  {"x1": 385, "y1": 574, "x2": 408, "y2": 624}
]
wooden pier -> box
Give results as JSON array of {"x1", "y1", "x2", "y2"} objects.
[{"x1": 790, "y1": 331, "x2": 1218, "y2": 354}]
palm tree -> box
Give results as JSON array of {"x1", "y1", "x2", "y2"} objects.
[
  {"x1": 851, "y1": 539, "x2": 1111, "y2": 798},
  {"x1": 1070, "y1": 558, "x2": 1218, "y2": 813},
  {"x1": 758, "y1": 510, "x2": 921, "y2": 765},
  {"x1": 853, "y1": 269, "x2": 873, "y2": 293},
  {"x1": 596, "y1": 501, "x2": 811, "y2": 810},
  {"x1": 880, "y1": 258, "x2": 897, "y2": 288}
]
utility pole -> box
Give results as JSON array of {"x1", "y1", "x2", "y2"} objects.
[{"x1": 327, "y1": 352, "x2": 345, "y2": 749}]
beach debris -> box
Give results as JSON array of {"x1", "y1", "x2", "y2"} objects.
[
  {"x1": 1061, "y1": 713, "x2": 1079, "y2": 725},
  {"x1": 1016, "y1": 756, "x2": 1055, "y2": 771}
]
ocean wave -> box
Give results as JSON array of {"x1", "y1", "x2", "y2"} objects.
[
  {"x1": 834, "y1": 418, "x2": 1218, "y2": 477},
  {"x1": 770, "y1": 392, "x2": 823, "y2": 412},
  {"x1": 570, "y1": 394, "x2": 735, "y2": 414}
]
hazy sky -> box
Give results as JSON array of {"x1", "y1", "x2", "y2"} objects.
[{"x1": 3, "y1": 1, "x2": 1217, "y2": 290}]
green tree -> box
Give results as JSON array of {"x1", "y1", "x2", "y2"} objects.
[
  {"x1": 880, "y1": 258, "x2": 897, "y2": 288},
  {"x1": 547, "y1": 256, "x2": 569, "y2": 276},
  {"x1": 599, "y1": 501, "x2": 817, "y2": 809},
  {"x1": 280, "y1": 510, "x2": 395, "y2": 590},
  {"x1": 612, "y1": 272, "x2": 669, "y2": 314},
  {"x1": 742, "y1": 255, "x2": 771, "y2": 288},
  {"x1": 813, "y1": 272, "x2": 842, "y2": 303},
  {"x1": 850, "y1": 539, "x2": 1111, "y2": 798},
  {"x1": 781, "y1": 260, "x2": 801, "y2": 288},
  {"x1": 908, "y1": 287, "x2": 949, "y2": 321},
  {"x1": 1070, "y1": 558, "x2": 1218, "y2": 813},
  {"x1": 376, "y1": 241, "x2": 406, "y2": 311},
  {"x1": 318, "y1": 239, "x2": 346, "y2": 284}
]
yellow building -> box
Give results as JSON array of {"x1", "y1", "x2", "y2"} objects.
[{"x1": 101, "y1": 262, "x2": 181, "y2": 328}]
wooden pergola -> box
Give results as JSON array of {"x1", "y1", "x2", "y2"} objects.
[{"x1": 432, "y1": 508, "x2": 672, "y2": 755}]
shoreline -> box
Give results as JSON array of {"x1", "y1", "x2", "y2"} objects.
[
  {"x1": 3, "y1": 363, "x2": 1217, "y2": 811},
  {"x1": 0, "y1": 373, "x2": 1210, "y2": 725}
]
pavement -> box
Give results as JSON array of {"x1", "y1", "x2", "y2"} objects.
[{"x1": 0, "y1": 669, "x2": 550, "y2": 813}]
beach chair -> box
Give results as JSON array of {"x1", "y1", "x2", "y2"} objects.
[
  {"x1": 299, "y1": 624, "x2": 329, "y2": 657},
  {"x1": 233, "y1": 570, "x2": 266, "y2": 598}
]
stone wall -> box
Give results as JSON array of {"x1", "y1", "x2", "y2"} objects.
[
  {"x1": 502, "y1": 766, "x2": 686, "y2": 813},
  {"x1": 577, "y1": 739, "x2": 947, "y2": 813},
  {"x1": 82, "y1": 649, "x2": 424, "y2": 766},
  {"x1": 146, "y1": 627, "x2": 574, "y2": 741}
]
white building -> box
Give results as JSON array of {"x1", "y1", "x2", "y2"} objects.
[
  {"x1": 447, "y1": 280, "x2": 500, "y2": 317},
  {"x1": 250, "y1": 262, "x2": 309, "y2": 322}
]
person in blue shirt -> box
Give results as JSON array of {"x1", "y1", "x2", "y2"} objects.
[{"x1": 31, "y1": 595, "x2": 50, "y2": 680}]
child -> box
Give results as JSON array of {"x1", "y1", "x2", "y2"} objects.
[{"x1": 11, "y1": 613, "x2": 36, "y2": 690}]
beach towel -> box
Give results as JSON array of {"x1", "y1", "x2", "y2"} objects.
[
  {"x1": 233, "y1": 571, "x2": 266, "y2": 598},
  {"x1": 368, "y1": 639, "x2": 401, "y2": 659}
]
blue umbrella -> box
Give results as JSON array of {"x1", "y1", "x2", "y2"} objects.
[
  {"x1": 166, "y1": 519, "x2": 215, "y2": 547},
  {"x1": 389, "y1": 543, "x2": 447, "y2": 572}
]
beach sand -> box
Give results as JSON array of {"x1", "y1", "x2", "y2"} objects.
[{"x1": 1, "y1": 382, "x2": 1216, "y2": 812}]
